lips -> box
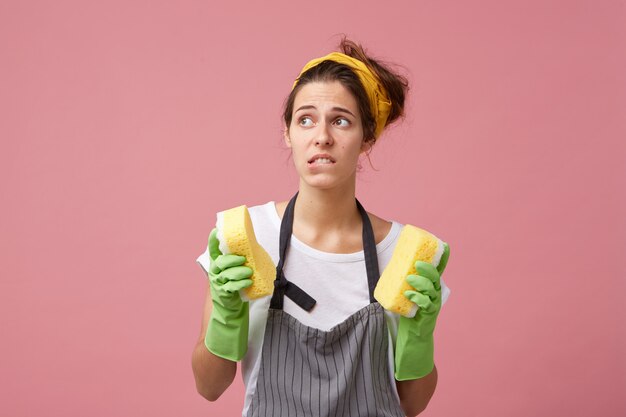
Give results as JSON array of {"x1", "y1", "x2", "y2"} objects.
[{"x1": 308, "y1": 154, "x2": 336, "y2": 164}]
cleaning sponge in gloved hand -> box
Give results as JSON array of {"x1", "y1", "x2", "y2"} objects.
[
  {"x1": 216, "y1": 205, "x2": 275, "y2": 300},
  {"x1": 373, "y1": 224, "x2": 450, "y2": 380},
  {"x1": 394, "y1": 243, "x2": 450, "y2": 380},
  {"x1": 395, "y1": 254, "x2": 450, "y2": 381},
  {"x1": 205, "y1": 227, "x2": 254, "y2": 362},
  {"x1": 374, "y1": 225, "x2": 447, "y2": 317}
]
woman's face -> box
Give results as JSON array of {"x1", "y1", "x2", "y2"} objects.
[{"x1": 285, "y1": 80, "x2": 370, "y2": 191}]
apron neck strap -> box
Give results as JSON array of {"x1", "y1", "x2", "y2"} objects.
[
  {"x1": 356, "y1": 198, "x2": 381, "y2": 303},
  {"x1": 270, "y1": 191, "x2": 380, "y2": 311}
]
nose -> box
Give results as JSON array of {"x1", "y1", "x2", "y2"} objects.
[{"x1": 315, "y1": 121, "x2": 333, "y2": 146}]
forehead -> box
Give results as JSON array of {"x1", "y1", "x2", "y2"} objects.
[{"x1": 293, "y1": 80, "x2": 359, "y2": 111}]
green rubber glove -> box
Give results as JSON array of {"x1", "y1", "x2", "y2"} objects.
[
  {"x1": 205, "y1": 227, "x2": 254, "y2": 362},
  {"x1": 394, "y1": 242, "x2": 450, "y2": 380}
]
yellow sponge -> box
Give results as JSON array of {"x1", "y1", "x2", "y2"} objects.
[
  {"x1": 216, "y1": 205, "x2": 275, "y2": 300},
  {"x1": 374, "y1": 225, "x2": 446, "y2": 317}
]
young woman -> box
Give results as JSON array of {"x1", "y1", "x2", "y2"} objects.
[{"x1": 191, "y1": 37, "x2": 451, "y2": 417}]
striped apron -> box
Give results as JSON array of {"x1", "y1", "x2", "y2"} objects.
[{"x1": 245, "y1": 192, "x2": 405, "y2": 417}]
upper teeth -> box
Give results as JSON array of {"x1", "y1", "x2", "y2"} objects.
[{"x1": 313, "y1": 157, "x2": 332, "y2": 164}]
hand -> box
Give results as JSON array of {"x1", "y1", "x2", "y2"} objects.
[
  {"x1": 205, "y1": 227, "x2": 254, "y2": 362},
  {"x1": 394, "y1": 242, "x2": 450, "y2": 380},
  {"x1": 207, "y1": 228, "x2": 254, "y2": 308}
]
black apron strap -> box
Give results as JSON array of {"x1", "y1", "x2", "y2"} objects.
[
  {"x1": 356, "y1": 198, "x2": 381, "y2": 303},
  {"x1": 269, "y1": 192, "x2": 381, "y2": 310},
  {"x1": 270, "y1": 191, "x2": 317, "y2": 311}
]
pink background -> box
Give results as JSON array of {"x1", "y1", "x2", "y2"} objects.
[{"x1": 2, "y1": 0, "x2": 625, "y2": 416}]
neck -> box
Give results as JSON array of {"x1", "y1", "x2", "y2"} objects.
[{"x1": 293, "y1": 178, "x2": 362, "y2": 233}]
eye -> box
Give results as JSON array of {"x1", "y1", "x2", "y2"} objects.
[
  {"x1": 334, "y1": 117, "x2": 350, "y2": 127},
  {"x1": 298, "y1": 116, "x2": 314, "y2": 127}
]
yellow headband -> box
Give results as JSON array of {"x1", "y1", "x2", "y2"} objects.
[{"x1": 291, "y1": 52, "x2": 392, "y2": 139}]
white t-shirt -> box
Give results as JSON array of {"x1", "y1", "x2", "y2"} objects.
[{"x1": 196, "y1": 201, "x2": 451, "y2": 415}]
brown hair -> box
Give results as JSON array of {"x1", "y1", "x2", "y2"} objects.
[{"x1": 283, "y1": 35, "x2": 409, "y2": 148}]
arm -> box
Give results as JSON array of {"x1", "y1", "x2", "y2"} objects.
[
  {"x1": 191, "y1": 282, "x2": 237, "y2": 401},
  {"x1": 395, "y1": 365, "x2": 438, "y2": 417},
  {"x1": 191, "y1": 228, "x2": 254, "y2": 401}
]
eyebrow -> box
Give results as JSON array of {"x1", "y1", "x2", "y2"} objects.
[{"x1": 295, "y1": 105, "x2": 356, "y2": 118}]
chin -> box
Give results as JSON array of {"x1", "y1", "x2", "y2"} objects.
[{"x1": 299, "y1": 176, "x2": 351, "y2": 191}]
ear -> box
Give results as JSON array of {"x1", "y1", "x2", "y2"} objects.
[{"x1": 283, "y1": 127, "x2": 292, "y2": 148}]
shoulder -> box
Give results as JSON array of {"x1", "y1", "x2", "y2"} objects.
[
  {"x1": 244, "y1": 200, "x2": 275, "y2": 216},
  {"x1": 222, "y1": 201, "x2": 277, "y2": 231},
  {"x1": 366, "y1": 211, "x2": 393, "y2": 245},
  {"x1": 245, "y1": 200, "x2": 277, "y2": 225}
]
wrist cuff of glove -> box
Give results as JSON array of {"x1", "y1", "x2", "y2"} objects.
[
  {"x1": 204, "y1": 304, "x2": 249, "y2": 362},
  {"x1": 394, "y1": 332, "x2": 435, "y2": 381},
  {"x1": 394, "y1": 358, "x2": 434, "y2": 381}
]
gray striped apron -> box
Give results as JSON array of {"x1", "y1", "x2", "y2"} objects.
[{"x1": 245, "y1": 192, "x2": 405, "y2": 417}]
